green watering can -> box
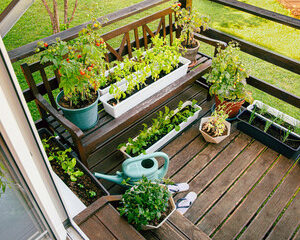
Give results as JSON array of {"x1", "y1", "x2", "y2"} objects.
[{"x1": 94, "y1": 152, "x2": 169, "y2": 186}]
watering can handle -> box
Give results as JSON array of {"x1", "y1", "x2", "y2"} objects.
[{"x1": 123, "y1": 152, "x2": 169, "y2": 178}]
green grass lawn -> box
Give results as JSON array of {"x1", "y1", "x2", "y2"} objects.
[{"x1": 1, "y1": 0, "x2": 299, "y2": 120}]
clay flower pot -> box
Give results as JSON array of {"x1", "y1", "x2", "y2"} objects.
[
  {"x1": 179, "y1": 40, "x2": 200, "y2": 67},
  {"x1": 199, "y1": 117, "x2": 231, "y2": 144},
  {"x1": 215, "y1": 95, "x2": 245, "y2": 119}
]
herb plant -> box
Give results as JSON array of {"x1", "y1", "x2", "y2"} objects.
[
  {"x1": 264, "y1": 119, "x2": 273, "y2": 133},
  {"x1": 119, "y1": 100, "x2": 199, "y2": 156},
  {"x1": 118, "y1": 176, "x2": 171, "y2": 230},
  {"x1": 249, "y1": 105, "x2": 257, "y2": 124},
  {"x1": 207, "y1": 42, "x2": 253, "y2": 103},
  {"x1": 109, "y1": 35, "x2": 181, "y2": 103},
  {"x1": 202, "y1": 104, "x2": 229, "y2": 137},
  {"x1": 172, "y1": 2, "x2": 209, "y2": 48},
  {"x1": 37, "y1": 19, "x2": 108, "y2": 107}
]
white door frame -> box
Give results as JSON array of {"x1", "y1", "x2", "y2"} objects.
[{"x1": 0, "y1": 36, "x2": 68, "y2": 240}]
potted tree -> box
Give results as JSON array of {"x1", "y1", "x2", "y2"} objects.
[
  {"x1": 37, "y1": 20, "x2": 108, "y2": 130},
  {"x1": 118, "y1": 177, "x2": 176, "y2": 230},
  {"x1": 200, "y1": 104, "x2": 231, "y2": 144},
  {"x1": 207, "y1": 42, "x2": 253, "y2": 118},
  {"x1": 172, "y1": 2, "x2": 209, "y2": 66}
]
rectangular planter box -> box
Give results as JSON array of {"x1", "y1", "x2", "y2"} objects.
[
  {"x1": 100, "y1": 56, "x2": 191, "y2": 118},
  {"x1": 247, "y1": 100, "x2": 300, "y2": 138},
  {"x1": 120, "y1": 101, "x2": 201, "y2": 158},
  {"x1": 237, "y1": 109, "x2": 300, "y2": 160},
  {"x1": 38, "y1": 128, "x2": 109, "y2": 216},
  {"x1": 99, "y1": 63, "x2": 127, "y2": 96}
]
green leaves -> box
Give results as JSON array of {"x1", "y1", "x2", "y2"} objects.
[
  {"x1": 207, "y1": 42, "x2": 252, "y2": 103},
  {"x1": 118, "y1": 177, "x2": 171, "y2": 230},
  {"x1": 121, "y1": 100, "x2": 198, "y2": 156}
]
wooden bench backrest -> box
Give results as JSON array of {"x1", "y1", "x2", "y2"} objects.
[{"x1": 21, "y1": 7, "x2": 174, "y2": 119}]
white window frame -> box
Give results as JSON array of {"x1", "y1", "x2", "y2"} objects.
[{"x1": 0, "y1": 37, "x2": 69, "y2": 240}]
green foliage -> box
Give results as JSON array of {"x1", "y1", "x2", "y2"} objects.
[
  {"x1": 202, "y1": 104, "x2": 229, "y2": 137},
  {"x1": 282, "y1": 127, "x2": 291, "y2": 143},
  {"x1": 109, "y1": 35, "x2": 181, "y2": 102},
  {"x1": 0, "y1": 161, "x2": 9, "y2": 198},
  {"x1": 118, "y1": 176, "x2": 171, "y2": 230},
  {"x1": 264, "y1": 119, "x2": 273, "y2": 133},
  {"x1": 207, "y1": 42, "x2": 253, "y2": 103},
  {"x1": 249, "y1": 105, "x2": 257, "y2": 124},
  {"x1": 172, "y1": 2, "x2": 209, "y2": 47},
  {"x1": 119, "y1": 100, "x2": 199, "y2": 156},
  {"x1": 162, "y1": 178, "x2": 175, "y2": 185},
  {"x1": 37, "y1": 19, "x2": 108, "y2": 106}
]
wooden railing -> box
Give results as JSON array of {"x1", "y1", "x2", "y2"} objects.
[{"x1": 7, "y1": 0, "x2": 300, "y2": 109}]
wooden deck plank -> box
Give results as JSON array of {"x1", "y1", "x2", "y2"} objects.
[
  {"x1": 168, "y1": 211, "x2": 211, "y2": 240},
  {"x1": 239, "y1": 163, "x2": 300, "y2": 240},
  {"x1": 173, "y1": 133, "x2": 252, "y2": 203},
  {"x1": 95, "y1": 204, "x2": 145, "y2": 240},
  {"x1": 79, "y1": 216, "x2": 117, "y2": 240},
  {"x1": 213, "y1": 155, "x2": 294, "y2": 240},
  {"x1": 266, "y1": 190, "x2": 300, "y2": 240},
  {"x1": 150, "y1": 221, "x2": 187, "y2": 240},
  {"x1": 185, "y1": 140, "x2": 266, "y2": 223},
  {"x1": 197, "y1": 148, "x2": 280, "y2": 235},
  {"x1": 172, "y1": 130, "x2": 239, "y2": 184}
]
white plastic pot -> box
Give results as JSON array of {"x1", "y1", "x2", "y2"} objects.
[
  {"x1": 247, "y1": 100, "x2": 300, "y2": 138},
  {"x1": 100, "y1": 56, "x2": 191, "y2": 118},
  {"x1": 120, "y1": 101, "x2": 201, "y2": 158},
  {"x1": 141, "y1": 197, "x2": 176, "y2": 230},
  {"x1": 199, "y1": 117, "x2": 231, "y2": 144}
]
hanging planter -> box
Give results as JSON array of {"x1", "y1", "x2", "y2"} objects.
[
  {"x1": 237, "y1": 109, "x2": 300, "y2": 160},
  {"x1": 247, "y1": 100, "x2": 300, "y2": 138},
  {"x1": 100, "y1": 56, "x2": 190, "y2": 118},
  {"x1": 38, "y1": 128, "x2": 109, "y2": 217},
  {"x1": 120, "y1": 100, "x2": 201, "y2": 158}
]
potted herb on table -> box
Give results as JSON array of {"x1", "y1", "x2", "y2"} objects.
[
  {"x1": 118, "y1": 177, "x2": 176, "y2": 230},
  {"x1": 37, "y1": 20, "x2": 108, "y2": 130},
  {"x1": 207, "y1": 42, "x2": 253, "y2": 118},
  {"x1": 172, "y1": 2, "x2": 209, "y2": 66},
  {"x1": 200, "y1": 104, "x2": 231, "y2": 144}
]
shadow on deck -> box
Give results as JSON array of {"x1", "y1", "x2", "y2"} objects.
[{"x1": 85, "y1": 82, "x2": 300, "y2": 240}]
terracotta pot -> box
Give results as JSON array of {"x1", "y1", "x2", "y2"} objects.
[
  {"x1": 199, "y1": 117, "x2": 231, "y2": 144},
  {"x1": 179, "y1": 40, "x2": 200, "y2": 65},
  {"x1": 215, "y1": 95, "x2": 245, "y2": 118}
]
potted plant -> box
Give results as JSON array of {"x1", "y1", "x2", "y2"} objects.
[
  {"x1": 172, "y1": 2, "x2": 209, "y2": 66},
  {"x1": 100, "y1": 36, "x2": 190, "y2": 118},
  {"x1": 37, "y1": 20, "x2": 108, "y2": 130},
  {"x1": 247, "y1": 100, "x2": 300, "y2": 137},
  {"x1": 119, "y1": 100, "x2": 201, "y2": 157},
  {"x1": 237, "y1": 109, "x2": 300, "y2": 160},
  {"x1": 207, "y1": 41, "x2": 253, "y2": 118},
  {"x1": 39, "y1": 128, "x2": 109, "y2": 216},
  {"x1": 118, "y1": 177, "x2": 176, "y2": 230},
  {"x1": 200, "y1": 104, "x2": 231, "y2": 144}
]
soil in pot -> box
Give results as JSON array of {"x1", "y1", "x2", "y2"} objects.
[
  {"x1": 201, "y1": 123, "x2": 228, "y2": 137},
  {"x1": 126, "y1": 105, "x2": 198, "y2": 157},
  {"x1": 40, "y1": 132, "x2": 105, "y2": 206},
  {"x1": 58, "y1": 90, "x2": 98, "y2": 109},
  {"x1": 108, "y1": 63, "x2": 184, "y2": 106},
  {"x1": 215, "y1": 95, "x2": 244, "y2": 118},
  {"x1": 254, "y1": 105, "x2": 299, "y2": 133},
  {"x1": 239, "y1": 110, "x2": 300, "y2": 149}
]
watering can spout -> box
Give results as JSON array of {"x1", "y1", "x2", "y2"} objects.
[{"x1": 94, "y1": 172, "x2": 123, "y2": 185}]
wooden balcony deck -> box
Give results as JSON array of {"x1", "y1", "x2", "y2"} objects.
[{"x1": 88, "y1": 82, "x2": 300, "y2": 240}]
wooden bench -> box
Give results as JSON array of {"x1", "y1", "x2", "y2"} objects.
[
  {"x1": 20, "y1": 3, "x2": 224, "y2": 167},
  {"x1": 74, "y1": 195, "x2": 211, "y2": 240}
]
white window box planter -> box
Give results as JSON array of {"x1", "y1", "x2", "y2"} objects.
[
  {"x1": 100, "y1": 56, "x2": 191, "y2": 118},
  {"x1": 120, "y1": 101, "x2": 201, "y2": 158},
  {"x1": 247, "y1": 100, "x2": 300, "y2": 137},
  {"x1": 99, "y1": 63, "x2": 127, "y2": 96}
]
